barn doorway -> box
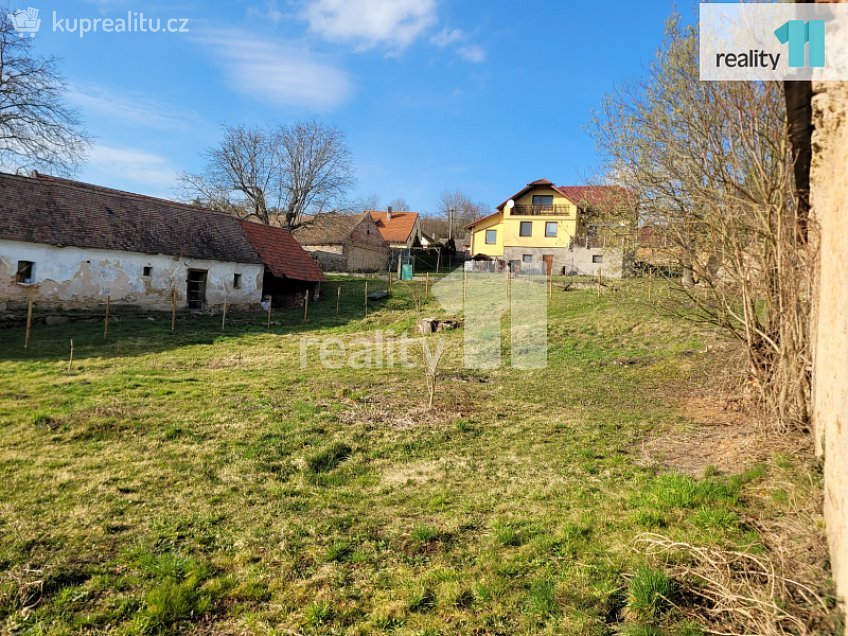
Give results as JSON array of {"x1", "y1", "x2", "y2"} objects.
[{"x1": 186, "y1": 269, "x2": 207, "y2": 310}]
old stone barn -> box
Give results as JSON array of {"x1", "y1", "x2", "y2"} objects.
[{"x1": 0, "y1": 172, "x2": 323, "y2": 312}]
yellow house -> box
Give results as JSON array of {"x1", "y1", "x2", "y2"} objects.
[{"x1": 468, "y1": 179, "x2": 633, "y2": 277}]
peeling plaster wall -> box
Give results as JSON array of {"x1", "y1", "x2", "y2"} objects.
[
  {"x1": 0, "y1": 239, "x2": 264, "y2": 311},
  {"x1": 811, "y1": 77, "x2": 848, "y2": 633}
]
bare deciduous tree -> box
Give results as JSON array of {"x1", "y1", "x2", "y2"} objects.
[
  {"x1": 590, "y1": 14, "x2": 812, "y2": 431},
  {"x1": 179, "y1": 120, "x2": 355, "y2": 227},
  {"x1": 386, "y1": 198, "x2": 410, "y2": 212},
  {"x1": 428, "y1": 189, "x2": 489, "y2": 240},
  {"x1": 0, "y1": 15, "x2": 89, "y2": 174}
]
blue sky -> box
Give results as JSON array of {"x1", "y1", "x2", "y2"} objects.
[{"x1": 27, "y1": 0, "x2": 682, "y2": 214}]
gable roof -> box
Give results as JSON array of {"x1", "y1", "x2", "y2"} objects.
[
  {"x1": 368, "y1": 210, "x2": 419, "y2": 244},
  {"x1": 239, "y1": 221, "x2": 324, "y2": 282},
  {"x1": 292, "y1": 212, "x2": 376, "y2": 246},
  {"x1": 0, "y1": 172, "x2": 262, "y2": 265},
  {"x1": 496, "y1": 179, "x2": 559, "y2": 211}
]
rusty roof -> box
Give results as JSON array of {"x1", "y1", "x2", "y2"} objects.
[{"x1": 239, "y1": 221, "x2": 325, "y2": 282}]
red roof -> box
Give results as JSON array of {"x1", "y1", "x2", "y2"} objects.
[
  {"x1": 367, "y1": 210, "x2": 419, "y2": 244},
  {"x1": 556, "y1": 185, "x2": 633, "y2": 212},
  {"x1": 239, "y1": 221, "x2": 325, "y2": 283}
]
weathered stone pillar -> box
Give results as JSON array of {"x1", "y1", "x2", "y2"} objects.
[{"x1": 811, "y1": 74, "x2": 848, "y2": 634}]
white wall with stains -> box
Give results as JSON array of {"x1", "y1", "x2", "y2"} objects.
[{"x1": 0, "y1": 239, "x2": 264, "y2": 311}]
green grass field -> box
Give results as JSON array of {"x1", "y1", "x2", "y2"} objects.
[{"x1": 0, "y1": 277, "x2": 829, "y2": 635}]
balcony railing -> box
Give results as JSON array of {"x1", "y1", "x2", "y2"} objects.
[{"x1": 510, "y1": 204, "x2": 572, "y2": 216}]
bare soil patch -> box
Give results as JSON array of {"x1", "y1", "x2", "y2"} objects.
[{"x1": 640, "y1": 393, "x2": 811, "y2": 476}]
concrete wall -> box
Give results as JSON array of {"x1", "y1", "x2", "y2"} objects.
[
  {"x1": 811, "y1": 77, "x2": 848, "y2": 632},
  {"x1": 503, "y1": 246, "x2": 625, "y2": 278},
  {"x1": 0, "y1": 239, "x2": 263, "y2": 311}
]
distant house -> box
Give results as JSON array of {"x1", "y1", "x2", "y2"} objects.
[
  {"x1": 368, "y1": 208, "x2": 421, "y2": 249},
  {"x1": 0, "y1": 172, "x2": 323, "y2": 312},
  {"x1": 292, "y1": 213, "x2": 388, "y2": 273},
  {"x1": 420, "y1": 232, "x2": 439, "y2": 248},
  {"x1": 466, "y1": 179, "x2": 634, "y2": 277}
]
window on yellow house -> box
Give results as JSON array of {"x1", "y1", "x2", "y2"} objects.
[
  {"x1": 519, "y1": 221, "x2": 532, "y2": 237},
  {"x1": 545, "y1": 222, "x2": 558, "y2": 237},
  {"x1": 532, "y1": 195, "x2": 554, "y2": 211},
  {"x1": 485, "y1": 229, "x2": 497, "y2": 245},
  {"x1": 522, "y1": 254, "x2": 533, "y2": 264}
]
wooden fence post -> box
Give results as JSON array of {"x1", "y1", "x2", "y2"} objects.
[
  {"x1": 104, "y1": 296, "x2": 110, "y2": 339},
  {"x1": 425, "y1": 272, "x2": 430, "y2": 297},
  {"x1": 648, "y1": 269, "x2": 654, "y2": 302},
  {"x1": 266, "y1": 300, "x2": 273, "y2": 328},
  {"x1": 364, "y1": 282, "x2": 369, "y2": 317},
  {"x1": 24, "y1": 298, "x2": 33, "y2": 350},
  {"x1": 388, "y1": 269, "x2": 393, "y2": 295},
  {"x1": 336, "y1": 285, "x2": 341, "y2": 314},
  {"x1": 463, "y1": 269, "x2": 467, "y2": 303},
  {"x1": 221, "y1": 298, "x2": 228, "y2": 330},
  {"x1": 171, "y1": 288, "x2": 177, "y2": 333},
  {"x1": 303, "y1": 290, "x2": 310, "y2": 322}
]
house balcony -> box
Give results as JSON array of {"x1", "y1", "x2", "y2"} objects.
[{"x1": 510, "y1": 204, "x2": 572, "y2": 216}]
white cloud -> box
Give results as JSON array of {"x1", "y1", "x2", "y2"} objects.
[
  {"x1": 431, "y1": 27, "x2": 464, "y2": 47},
  {"x1": 86, "y1": 145, "x2": 178, "y2": 190},
  {"x1": 195, "y1": 28, "x2": 353, "y2": 109},
  {"x1": 303, "y1": 0, "x2": 437, "y2": 50},
  {"x1": 430, "y1": 26, "x2": 487, "y2": 63},
  {"x1": 458, "y1": 45, "x2": 487, "y2": 64},
  {"x1": 67, "y1": 84, "x2": 202, "y2": 132},
  {"x1": 247, "y1": 0, "x2": 286, "y2": 24}
]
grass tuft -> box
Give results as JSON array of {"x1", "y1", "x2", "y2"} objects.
[{"x1": 626, "y1": 566, "x2": 675, "y2": 621}]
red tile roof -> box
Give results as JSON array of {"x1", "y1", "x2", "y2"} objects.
[
  {"x1": 239, "y1": 221, "x2": 325, "y2": 282},
  {"x1": 367, "y1": 210, "x2": 419, "y2": 244},
  {"x1": 556, "y1": 185, "x2": 634, "y2": 212}
]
